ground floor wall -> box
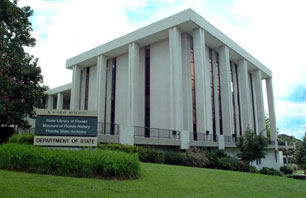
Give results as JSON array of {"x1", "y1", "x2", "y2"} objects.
[{"x1": 224, "y1": 147, "x2": 284, "y2": 170}]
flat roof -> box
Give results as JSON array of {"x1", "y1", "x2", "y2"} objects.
[
  {"x1": 66, "y1": 9, "x2": 272, "y2": 77},
  {"x1": 46, "y1": 83, "x2": 72, "y2": 95}
]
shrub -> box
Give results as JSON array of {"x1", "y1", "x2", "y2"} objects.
[
  {"x1": 164, "y1": 152, "x2": 187, "y2": 166},
  {"x1": 185, "y1": 148, "x2": 210, "y2": 168},
  {"x1": 259, "y1": 167, "x2": 283, "y2": 176},
  {"x1": 0, "y1": 143, "x2": 140, "y2": 179},
  {"x1": 138, "y1": 148, "x2": 164, "y2": 163},
  {"x1": 250, "y1": 166, "x2": 258, "y2": 173},
  {"x1": 8, "y1": 133, "x2": 34, "y2": 144},
  {"x1": 280, "y1": 165, "x2": 294, "y2": 174},
  {"x1": 288, "y1": 164, "x2": 298, "y2": 172},
  {"x1": 98, "y1": 143, "x2": 164, "y2": 163},
  {"x1": 224, "y1": 157, "x2": 250, "y2": 172},
  {"x1": 97, "y1": 143, "x2": 139, "y2": 153}
]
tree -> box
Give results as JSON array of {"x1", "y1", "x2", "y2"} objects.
[
  {"x1": 294, "y1": 132, "x2": 306, "y2": 170},
  {"x1": 265, "y1": 115, "x2": 271, "y2": 139},
  {"x1": 0, "y1": 0, "x2": 47, "y2": 130},
  {"x1": 236, "y1": 128, "x2": 269, "y2": 164}
]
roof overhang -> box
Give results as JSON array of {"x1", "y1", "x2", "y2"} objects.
[
  {"x1": 46, "y1": 83, "x2": 72, "y2": 95},
  {"x1": 66, "y1": 9, "x2": 272, "y2": 78}
]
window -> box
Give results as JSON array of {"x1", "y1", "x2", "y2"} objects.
[
  {"x1": 110, "y1": 58, "x2": 117, "y2": 135},
  {"x1": 216, "y1": 53, "x2": 223, "y2": 135},
  {"x1": 190, "y1": 47, "x2": 197, "y2": 140},
  {"x1": 209, "y1": 48, "x2": 216, "y2": 138},
  {"x1": 275, "y1": 151, "x2": 278, "y2": 162},
  {"x1": 235, "y1": 64, "x2": 242, "y2": 136},
  {"x1": 249, "y1": 73, "x2": 257, "y2": 132},
  {"x1": 104, "y1": 60, "x2": 109, "y2": 133},
  {"x1": 145, "y1": 46, "x2": 150, "y2": 137},
  {"x1": 84, "y1": 67, "x2": 90, "y2": 110},
  {"x1": 230, "y1": 62, "x2": 237, "y2": 136}
]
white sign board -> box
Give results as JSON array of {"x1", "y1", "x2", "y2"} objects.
[
  {"x1": 34, "y1": 109, "x2": 98, "y2": 147},
  {"x1": 34, "y1": 136, "x2": 98, "y2": 147}
]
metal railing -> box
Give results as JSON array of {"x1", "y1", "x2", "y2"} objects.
[
  {"x1": 268, "y1": 140, "x2": 276, "y2": 146},
  {"x1": 278, "y1": 141, "x2": 285, "y2": 146},
  {"x1": 98, "y1": 122, "x2": 119, "y2": 135},
  {"x1": 224, "y1": 135, "x2": 237, "y2": 143},
  {"x1": 134, "y1": 126, "x2": 180, "y2": 139},
  {"x1": 17, "y1": 128, "x2": 35, "y2": 134},
  {"x1": 190, "y1": 132, "x2": 218, "y2": 142}
]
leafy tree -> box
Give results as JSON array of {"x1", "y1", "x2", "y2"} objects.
[
  {"x1": 0, "y1": 0, "x2": 47, "y2": 129},
  {"x1": 265, "y1": 115, "x2": 271, "y2": 139},
  {"x1": 294, "y1": 132, "x2": 306, "y2": 170},
  {"x1": 236, "y1": 128, "x2": 269, "y2": 164}
]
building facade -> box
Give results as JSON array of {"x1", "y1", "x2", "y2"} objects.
[{"x1": 45, "y1": 9, "x2": 288, "y2": 169}]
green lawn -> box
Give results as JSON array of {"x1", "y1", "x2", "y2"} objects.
[{"x1": 0, "y1": 163, "x2": 305, "y2": 198}]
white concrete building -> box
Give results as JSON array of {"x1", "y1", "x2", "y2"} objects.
[{"x1": 44, "y1": 9, "x2": 287, "y2": 169}]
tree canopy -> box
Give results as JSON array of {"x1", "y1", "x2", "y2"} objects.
[
  {"x1": 236, "y1": 128, "x2": 269, "y2": 164},
  {"x1": 294, "y1": 132, "x2": 306, "y2": 170},
  {"x1": 0, "y1": 0, "x2": 47, "y2": 129}
]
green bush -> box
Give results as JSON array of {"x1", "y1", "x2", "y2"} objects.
[
  {"x1": 288, "y1": 164, "x2": 298, "y2": 172},
  {"x1": 98, "y1": 143, "x2": 164, "y2": 163},
  {"x1": 259, "y1": 167, "x2": 283, "y2": 176},
  {"x1": 250, "y1": 166, "x2": 258, "y2": 173},
  {"x1": 164, "y1": 152, "x2": 187, "y2": 166},
  {"x1": 138, "y1": 149, "x2": 164, "y2": 163},
  {"x1": 97, "y1": 143, "x2": 139, "y2": 153},
  {"x1": 183, "y1": 148, "x2": 250, "y2": 172},
  {"x1": 185, "y1": 148, "x2": 210, "y2": 168},
  {"x1": 0, "y1": 143, "x2": 140, "y2": 179},
  {"x1": 8, "y1": 133, "x2": 34, "y2": 144},
  {"x1": 280, "y1": 165, "x2": 294, "y2": 174}
]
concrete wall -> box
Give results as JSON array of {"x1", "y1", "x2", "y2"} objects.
[
  {"x1": 150, "y1": 39, "x2": 171, "y2": 129},
  {"x1": 115, "y1": 53, "x2": 129, "y2": 125},
  {"x1": 88, "y1": 65, "x2": 97, "y2": 110},
  {"x1": 135, "y1": 47, "x2": 145, "y2": 127},
  {"x1": 225, "y1": 148, "x2": 283, "y2": 170}
]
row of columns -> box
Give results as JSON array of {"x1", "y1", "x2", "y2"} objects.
[
  {"x1": 47, "y1": 92, "x2": 64, "y2": 110},
  {"x1": 68, "y1": 26, "x2": 278, "y2": 143}
]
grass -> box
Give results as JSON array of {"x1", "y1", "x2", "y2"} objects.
[{"x1": 0, "y1": 163, "x2": 305, "y2": 198}]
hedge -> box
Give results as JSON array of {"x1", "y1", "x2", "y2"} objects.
[
  {"x1": 98, "y1": 143, "x2": 164, "y2": 163},
  {"x1": 280, "y1": 165, "x2": 294, "y2": 174},
  {"x1": 0, "y1": 143, "x2": 140, "y2": 179},
  {"x1": 8, "y1": 133, "x2": 34, "y2": 144},
  {"x1": 259, "y1": 167, "x2": 283, "y2": 176}
]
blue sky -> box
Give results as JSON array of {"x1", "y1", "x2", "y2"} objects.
[{"x1": 20, "y1": 0, "x2": 306, "y2": 139}]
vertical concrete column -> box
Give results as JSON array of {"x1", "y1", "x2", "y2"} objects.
[
  {"x1": 218, "y1": 135, "x2": 225, "y2": 150},
  {"x1": 237, "y1": 59, "x2": 252, "y2": 134},
  {"x1": 57, "y1": 92, "x2": 64, "y2": 110},
  {"x1": 232, "y1": 64, "x2": 240, "y2": 136},
  {"x1": 266, "y1": 78, "x2": 277, "y2": 141},
  {"x1": 47, "y1": 95, "x2": 54, "y2": 109},
  {"x1": 127, "y1": 42, "x2": 139, "y2": 126},
  {"x1": 96, "y1": 55, "x2": 107, "y2": 123},
  {"x1": 192, "y1": 28, "x2": 212, "y2": 134},
  {"x1": 180, "y1": 131, "x2": 190, "y2": 149},
  {"x1": 169, "y1": 27, "x2": 184, "y2": 131},
  {"x1": 70, "y1": 65, "x2": 81, "y2": 110},
  {"x1": 253, "y1": 70, "x2": 266, "y2": 136},
  {"x1": 218, "y1": 45, "x2": 233, "y2": 137},
  {"x1": 181, "y1": 33, "x2": 193, "y2": 132}
]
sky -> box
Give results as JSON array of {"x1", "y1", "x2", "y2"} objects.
[{"x1": 18, "y1": 0, "x2": 306, "y2": 139}]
